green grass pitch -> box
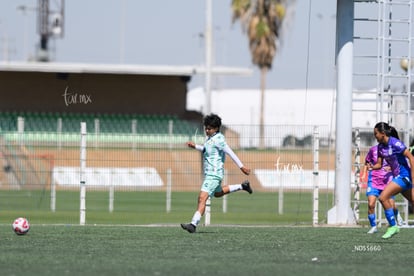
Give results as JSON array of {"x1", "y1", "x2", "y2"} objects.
[
  {"x1": 0, "y1": 224, "x2": 413, "y2": 275},
  {"x1": 0, "y1": 191, "x2": 336, "y2": 225},
  {"x1": 1, "y1": 190, "x2": 412, "y2": 275}
]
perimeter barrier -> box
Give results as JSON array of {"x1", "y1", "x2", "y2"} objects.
[{"x1": 0, "y1": 114, "x2": 345, "y2": 226}]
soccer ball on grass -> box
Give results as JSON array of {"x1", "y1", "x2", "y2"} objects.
[{"x1": 12, "y1": 217, "x2": 30, "y2": 235}]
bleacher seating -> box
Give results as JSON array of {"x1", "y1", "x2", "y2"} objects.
[{"x1": 0, "y1": 111, "x2": 201, "y2": 136}]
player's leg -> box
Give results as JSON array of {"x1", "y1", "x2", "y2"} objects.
[
  {"x1": 215, "y1": 180, "x2": 252, "y2": 197},
  {"x1": 390, "y1": 176, "x2": 412, "y2": 227},
  {"x1": 378, "y1": 181, "x2": 402, "y2": 239},
  {"x1": 390, "y1": 197, "x2": 404, "y2": 226},
  {"x1": 366, "y1": 179, "x2": 378, "y2": 233},
  {"x1": 399, "y1": 177, "x2": 414, "y2": 207},
  {"x1": 181, "y1": 190, "x2": 209, "y2": 233},
  {"x1": 181, "y1": 176, "x2": 219, "y2": 233},
  {"x1": 366, "y1": 195, "x2": 378, "y2": 234}
]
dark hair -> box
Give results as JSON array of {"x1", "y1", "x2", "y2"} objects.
[
  {"x1": 374, "y1": 122, "x2": 399, "y2": 139},
  {"x1": 204, "y1": 113, "x2": 222, "y2": 129},
  {"x1": 389, "y1": 126, "x2": 400, "y2": 139}
]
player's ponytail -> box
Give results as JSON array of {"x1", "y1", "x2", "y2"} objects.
[{"x1": 389, "y1": 126, "x2": 400, "y2": 139}]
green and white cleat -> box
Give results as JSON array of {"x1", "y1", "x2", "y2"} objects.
[
  {"x1": 367, "y1": 226, "x2": 378, "y2": 234},
  {"x1": 382, "y1": 225, "x2": 399, "y2": 239}
]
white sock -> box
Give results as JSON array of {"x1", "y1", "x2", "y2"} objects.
[
  {"x1": 229, "y1": 184, "x2": 242, "y2": 193},
  {"x1": 191, "y1": 211, "x2": 201, "y2": 226}
]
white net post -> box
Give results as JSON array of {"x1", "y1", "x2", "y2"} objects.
[
  {"x1": 109, "y1": 169, "x2": 114, "y2": 213},
  {"x1": 51, "y1": 118, "x2": 61, "y2": 212},
  {"x1": 279, "y1": 164, "x2": 284, "y2": 215},
  {"x1": 80, "y1": 122, "x2": 87, "y2": 225},
  {"x1": 57, "y1": 117, "x2": 62, "y2": 150},
  {"x1": 312, "y1": 126, "x2": 320, "y2": 226},
  {"x1": 131, "y1": 119, "x2": 137, "y2": 151},
  {"x1": 166, "y1": 169, "x2": 172, "y2": 213},
  {"x1": 353, "y1": 128, "x2": 361, "y2": 222},
  {"x1": 168, "y1": 120, "x2": 173, "y2": 150},
  {"x1": 205, "y1": 197, "x2": 211, "y2": 226},
  {"x1": 50, "y1": 178, "x2": 56, "y2": 212},
  {"x1": 275, "y1": 157, "x2": 283, "y2": 215},
  {"x1": 222, "y1": 170, "x2": 227, "y2": 213},
  {"x1": 17, "y1": 116, "x2": 24, "y2": 146},
  {"x1": 222, "y1": 195, "x2": 228, "y2": 213},
  {"x1": 109, "y1": 186, "x2": 114, "y2": 213},
  {"x1": 94, "y1": 118, "x2": 99, "y2": 148},
  {"x1": 377, "y1": 201, "x2": 383, "y2": 227}
]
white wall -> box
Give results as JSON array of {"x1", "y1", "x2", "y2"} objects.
[
  {"x1": 187, "y1": 88, "x2": 384, "y2": 148},
  {"x1": 187, "y1": 88, "x2": 337, "y2": 147},
  {"x1": 187, "y1": 87, "x2": 337, "y2": 126}
]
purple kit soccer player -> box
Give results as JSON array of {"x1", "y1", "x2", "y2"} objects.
[
  {"x1": 363, "y1": 145, "x2": 403, "y2": 234},
  {"x1": 370, "y1": 122, "x2": 414, "y2": 239}
]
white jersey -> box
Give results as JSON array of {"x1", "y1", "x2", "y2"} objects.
[{"x1": 196, "y1": 132, "x2": 243, "y2": 178}]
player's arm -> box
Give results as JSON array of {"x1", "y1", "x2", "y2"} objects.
[
  {"x1": 223, "y1": 144, "x2": 251, "y2": 175},
  {"x1": 186, "y1": 141, "x2": 204, "y2": 152},
  {"x1": 360, "y1": 162, "x2": 369, "y2": 180},
  {"x1": 370, "y1": 156, "x2": 382, "y2": 170}
]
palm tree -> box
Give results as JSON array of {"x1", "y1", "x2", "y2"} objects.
[{"x1": 232, "y1": 0, "x2": 293, "y2": 149}]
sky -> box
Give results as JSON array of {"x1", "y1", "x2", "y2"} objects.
[{"x1": 0, "y1": 0, "x2": 338, "y2": 90}]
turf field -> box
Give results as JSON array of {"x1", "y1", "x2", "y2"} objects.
[
  {"x1": 0, "y1": 191, "x2": 336, "y2": 225},
  {"x1": 0, "y1": 224, "x2": 412, "y2": 275},
  {"x1": 1, "y1": 190, "x2": 412, "y2": 275}
]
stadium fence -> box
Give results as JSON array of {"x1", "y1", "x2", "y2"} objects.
[{"x1": 1, "y1": 115, "x2": 403, "y2": 226}]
